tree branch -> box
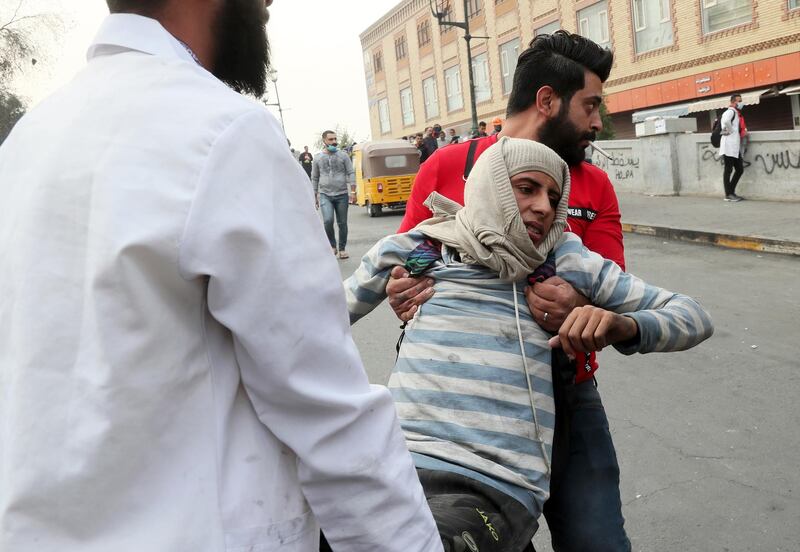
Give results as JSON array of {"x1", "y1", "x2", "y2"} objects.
[{"x1": 0, "y1": 0, "x2": 25, "y2": 32}]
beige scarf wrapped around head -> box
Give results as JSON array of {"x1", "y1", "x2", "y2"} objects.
[{"x1": 414, "y1": 136, "x2": 571, "y2": 281}]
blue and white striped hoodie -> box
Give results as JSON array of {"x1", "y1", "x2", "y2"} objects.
[{"x1": 344, "y1": 230, "x2": 713, "y2": 515}]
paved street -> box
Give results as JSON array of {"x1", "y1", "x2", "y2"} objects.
[{"x1": 337, "y1": 205, "x2": 800, "y2": 552}]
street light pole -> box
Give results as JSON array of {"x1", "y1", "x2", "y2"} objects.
[
  {"x1": 462, "y1": 0, "x2": 480, "y2": 138},
  {"x1": 430, "y1": 0, "x2": 489, "y2": 138},
  {"x1": 263, "y1": 69, "x2": 286, "y2": 134}
]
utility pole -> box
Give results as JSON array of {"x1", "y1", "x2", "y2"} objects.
[
  {"x1": 263, "y1": 69, "x2": 286, "y2": 134},
  {"x1": 430, "y1": 0, "x2": 489, "y2": 138}
]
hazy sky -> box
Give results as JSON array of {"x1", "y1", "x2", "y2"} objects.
[{"x1": 9, "y1": 0, "x2": 403, "y2": 149}]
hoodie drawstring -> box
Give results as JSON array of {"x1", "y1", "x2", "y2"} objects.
[{"x1": 512, "y1": 280, "x2": 552, "y2": 475}]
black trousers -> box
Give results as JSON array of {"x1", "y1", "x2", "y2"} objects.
[{"x1": 723, "y1": 154, "x2": 744, "y2": 196}]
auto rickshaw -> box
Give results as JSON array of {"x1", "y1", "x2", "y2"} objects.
[{"x1": 353, "y1": 140, "x2": 419, "y2": 217}]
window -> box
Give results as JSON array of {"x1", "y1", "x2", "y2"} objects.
[
  {"x1": 363, "y1": 52, "x2": 374, "y2": 88},
  {"x1": 576, "y1": 1, "x2": 610, "y2": 45},
  {"x1": 790, "y1": 0, "x2": 800, "y2": 9},
  {"x1": 660, "y1": 0, "x2": 671, "y2": 21},
  {"x1": 378, "y1": 98, "x2": 391, "y2": 133},
  {"x1": 701, "y1": 0, "x2": 752, "y2": 34},
  {"x1": 471, "y1": 52, "x2": 491, "y2": 103},
  {"x1": 632, "y1": 0, "x2": 673, "y2": 53},
  {"x1": 444, "y1": 65, "x2": 463, "y2": 112},
  {"x1": 417, "y1": 19, "x2": 431, "y2": 47},
  {"x1": 499, "y1": 38, "x2": 520, "y2": 95},
  {"x1": 394, "y1": 35, "x2": 407, "y2": 60},
  {"x1": 423, "y1": 76, "x2": 440, "y2": 119},
  {"x1": 400, "y1": 87, "x2": 415, "y2": 126},
  {"x1": 534, "y1": 20, "x2": 561, "y2": 36},
  {"x1": 633, "y1": 0, "x2": 646, "y2": 31},
  {"x1": 385, "y1": 156, "x2": 409, "y2": 169},
  {"x1": 373, "y1": 50, "x2": 383, "y2": 73},
  {"x1": 467, "y1": 0, "x2": 482, "y2": 18}
]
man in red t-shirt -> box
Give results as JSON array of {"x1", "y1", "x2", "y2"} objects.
[{"x1": 388, "y1": 32, "x2": 631, "y2": 551}]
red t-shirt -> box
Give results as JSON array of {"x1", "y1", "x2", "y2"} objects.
[{"x1": 398, "y1": 134, "x2": 625, "y2": 270}]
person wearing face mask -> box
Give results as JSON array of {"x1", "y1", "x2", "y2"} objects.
[
  {"x1": 0, "y1": 1, "x2": 443, "y2": 550},
  {"x1": 492, "y1": 116, "x2": 503, "y2": 134},
  {"x1": 312, "y1": 130, "x2": 355, "y2": 259},
  {"x1": 388, "y1": 31, "x2": 636, "y2": 552},
  {"x1": 343, "y1": 138, "x2": 713, "y2": 552},
  {"x1": 719, "y1": 93, "x2": 748, "y2": 202}
]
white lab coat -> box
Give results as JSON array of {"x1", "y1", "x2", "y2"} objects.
[
  {"x1": 0, "y1": 14, "x2": 441, "y2": 552},
  {"x1": 719, "y1": 107, "x2": 741, "y2": 158}
]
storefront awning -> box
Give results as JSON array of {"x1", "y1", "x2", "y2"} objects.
[
  {"x1": 780, "y1": 84, "x2": 800, "y2": 95},
  {"x1": 686, "y1": 88, "x2": 772, "y2": 114},
  {"x1": 631, "y1": 102, "x2": 691, "y2": 123}
]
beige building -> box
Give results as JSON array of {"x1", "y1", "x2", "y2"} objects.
[{"x1": 360, "y1": 0, "x2": 800, "y2": 140}]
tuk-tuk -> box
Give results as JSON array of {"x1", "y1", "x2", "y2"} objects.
[{"x1": 353, "y1": 140, "x2": 419, "y2": 217}]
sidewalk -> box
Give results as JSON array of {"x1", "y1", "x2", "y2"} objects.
[{"x1": 617, "y1": 193, "x2": 800, "y2": 257}]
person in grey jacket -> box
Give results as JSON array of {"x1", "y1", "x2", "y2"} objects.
[{"x1": 312, "y1": 130, "x2": 355, "y2": 259}]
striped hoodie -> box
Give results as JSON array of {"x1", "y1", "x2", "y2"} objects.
[{"x1": 345, "y1": 230, "x2": 713, "y2": 514}]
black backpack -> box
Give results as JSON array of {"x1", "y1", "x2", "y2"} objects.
[
  {"x1": 710, "y1": 108, "x2": 734, "y2": 148},
  {"x1": 710, "y1": 116, "x2": 722, "y2": 148}
]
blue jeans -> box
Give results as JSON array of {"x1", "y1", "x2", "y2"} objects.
[
  {"x1": 543, "y1": 361, "x2": 631, "y2": 552},
  {"x1": 319, "y1": 192, "x2": 349, "y2": 251}
]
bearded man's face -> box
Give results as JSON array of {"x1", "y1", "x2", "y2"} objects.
[
  {"x1": 538, "y1": 102, "x2": 596, "y2": 167},
  {"x1": 212, "y1": 0, "x2": 271, "y2": 97}
]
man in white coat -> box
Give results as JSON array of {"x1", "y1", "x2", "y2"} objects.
[
  {"x1": 0, "y1": 1, "x2": 442, "y2": 551},
  {"x1": 719, "y1": 93, "x2": 747, "y2": 202}
]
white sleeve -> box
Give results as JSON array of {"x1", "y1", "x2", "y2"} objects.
[
  {"x1": 178, "y1": 109, "x2": 441, "y2": 552},
  {"x1": 720, "y1": 108, "x2": 735, "y2": 135}
]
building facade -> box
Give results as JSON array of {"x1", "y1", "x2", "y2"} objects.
[{"x1": 360, "y1": 0, "x2": 800, "y2": 140}]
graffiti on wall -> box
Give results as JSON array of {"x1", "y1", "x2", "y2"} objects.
[
  {"x1": 699, "y1": 143, "x2": 800, "y2": 175},
  {"x1": 593, "y1": 150, "x2": 641, "y2": 182}
]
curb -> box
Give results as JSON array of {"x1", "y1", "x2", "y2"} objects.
[{"x1": 621, "y1": 222, "x2": 800, "y2": 257}]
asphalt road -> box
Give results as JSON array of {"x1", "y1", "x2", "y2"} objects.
[{"x1": 335, "y1": 205, "x2": 800, "y2": 552}]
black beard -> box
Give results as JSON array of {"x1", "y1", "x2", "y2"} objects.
[
  {"x1": 212, "y1": 0, "x2": 271, "y2": 97},
  {"x1": 539, "y1": 104, "x2": 596, "y2": 167}
]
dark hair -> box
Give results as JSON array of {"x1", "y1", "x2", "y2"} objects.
[
  {"x1": 730, "y1": 93, "x2": 742, "y2": 101},
  {"x1": 506, "y1": 31, "x2": 614, "y2": 117},
  {"x1": 478, "y1": 121, "x2": 486, "y2": 127},
  {"x1": 322, "y1": 130, "x2": 336, "y2": 140},
  {"x1": 106, "y1": 0, "x2": 166, "y2": 14}
]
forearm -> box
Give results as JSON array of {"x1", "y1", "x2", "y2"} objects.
[
  {"x1": 614, "y1": 294, "x2": 714, "y2": 355},
  {"x1": 344, "y1": 234, "x2": 419, "y2": 324}
]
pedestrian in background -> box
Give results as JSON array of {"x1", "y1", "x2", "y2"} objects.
[
  {"x1": 720, "y1": 93, "x2": 747, "y2": 202},
  {"x1": 299, "y1": 145, "x2": 313, "y2": 179},
  {"x1": 436, "y1": 123, "x2": 447, "y2": 148},
  {"x1": 0, "y1": 1, "x2": 441, "y2": 551},
  {"x1": 415, "y1": 132, "x2": 430, "y2": 163},
  {"x1": 423, "y1": 125, "x2": 439, "y2": 158},
  {"x1": 448, "y1": 128, "x2": 459, "y2": 144},
  {"x1": 491, "y1": 116, "x2": 503, "y2": 134},
  {"x1": 477, "y1": 120, "x2": 488, "y2": 137},
  {"x1": 312, "y1": 130, "x2": 355, "y2": 259}
]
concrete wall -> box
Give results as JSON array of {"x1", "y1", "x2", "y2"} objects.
[{"x1": 593, "y1": 130, "x2": 800, "y2": 201}]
